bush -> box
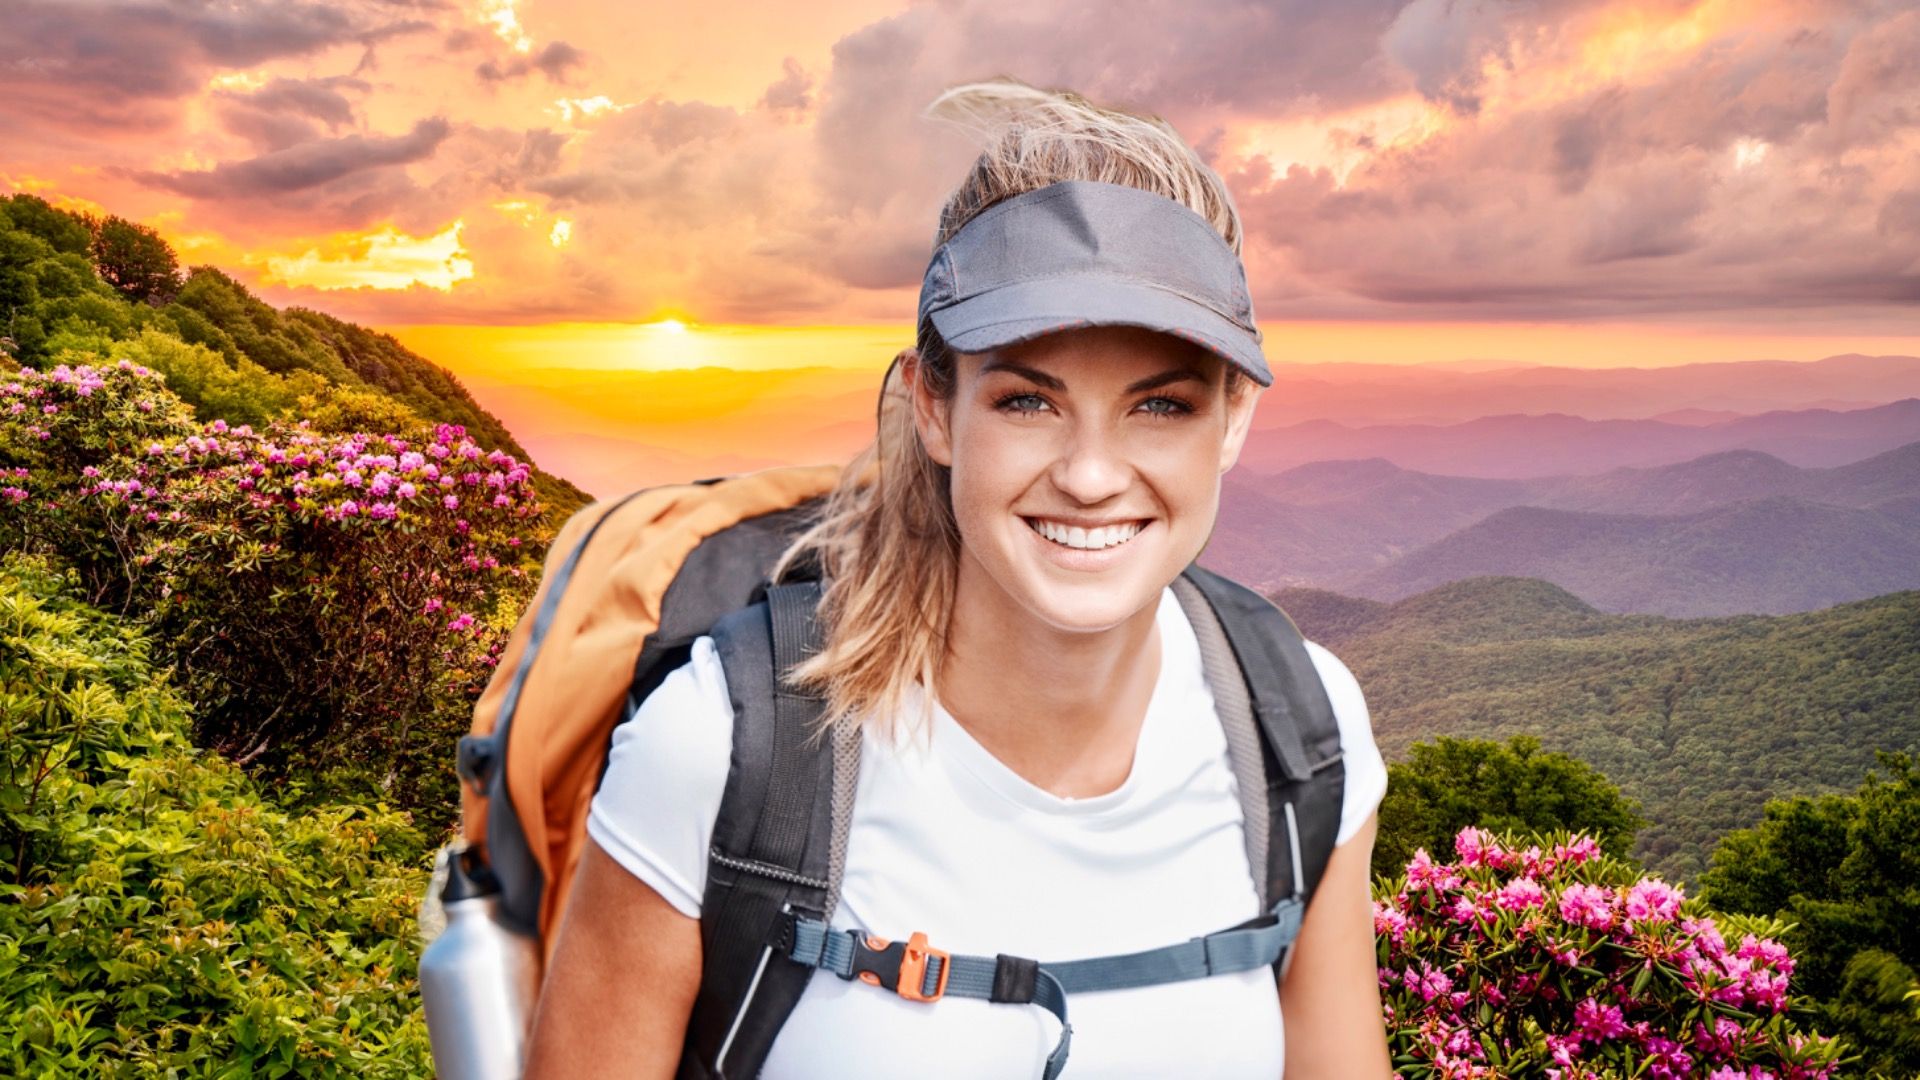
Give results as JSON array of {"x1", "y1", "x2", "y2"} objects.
[
  {"x1": 0, "y1": 551, "x2": 434, "y2": 1077},
  {"x1": 0, "y1": 356, "x2": 199, "y2": 606},
  {"x1": 1375, "y1": 735, "x2": 1645, "y2": 880},
  {"x1": 1700, "y1": 753, "x2": 1920, "y2": 1077},
  {"x1": 1, "y1": 359, "x2": 540, "y2": 814},
  {"x1": 1374, "y1": 826, "x2": 1847, "y2": 1078}
]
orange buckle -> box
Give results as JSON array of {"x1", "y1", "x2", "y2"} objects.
[
  {"x1": 897, "y1": 931, "x2": 950, "y2": 1003},
  {"x1": 851, "y1": 930, "x2": 950, "y2": 1003}
]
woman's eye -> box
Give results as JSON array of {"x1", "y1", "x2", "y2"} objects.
[
  {"x1": 995, "y1": 392, "x2": 1050, "y2": 415},
  {"x1": 1139, "y1": 395, "x2": 1194, "y2": 417}
]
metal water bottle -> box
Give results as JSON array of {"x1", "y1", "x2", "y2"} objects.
[{"x1": 419, "y1": 847, "x2": 543, "y2": 1080}]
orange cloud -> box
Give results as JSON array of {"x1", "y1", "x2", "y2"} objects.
[{"x1": 251, "y1": 221, "x2": 475, "y2": 291}]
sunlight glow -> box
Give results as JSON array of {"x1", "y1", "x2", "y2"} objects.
[
  {"x1": 1228, "y1": 94, "x2": 1443, "y2": 185},
  {"x1": 477, "y1": 0, "x2": 533, "y2": 52},
  {"x1": 255, "y1": 221, "x2": 475, "y2": 292},
  {"x1": 1733, "y1": 138, "x2": 1771, "y2": 170},
  {"x1": 554, "y1": 96, "x2": 629, "y2": 123}
]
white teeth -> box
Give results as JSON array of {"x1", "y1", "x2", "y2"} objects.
[{"x1": 1026, "y1": 517, "x2": 1144, "y2": 550}]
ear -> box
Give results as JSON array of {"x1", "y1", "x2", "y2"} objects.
[
  {"x1": 1218, "y1": 381, "x2": 1261, "y2": 475},
  {"x1": 905, "y1": 348, "x2": 955, "y2": 468}
]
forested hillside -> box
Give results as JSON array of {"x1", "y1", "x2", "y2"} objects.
[
  {"x1": 0, "y1": 193, "x2": 589, "y2": 528},
  {"x1": 1277, "y1": 576, "x2": 1920, "y2": 883}
]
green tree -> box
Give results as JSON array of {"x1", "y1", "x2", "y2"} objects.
[
  {"x1": 1373, "y1": 734, "x2": 1644, "y2": 879},
  {"x1": 0, "y1": 193, "x2": 93, "y2": 256},
  {"x1": 107, "y1": 326, "x2": 327, "y2": 429},
  {"x1": 87, "y1": 214, "x2": 182, "y2": 305},
  {"x1": 1701, "y1": 752, "x2": 1920, "y2": 1078}
]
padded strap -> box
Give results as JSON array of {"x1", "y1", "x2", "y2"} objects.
[
  {"x1": 825, "y1": 713, "x2": 860, "y2": 921},
  {"x1": 747, "y1": 583, "x2": 829, "y2": 870},
  {"x1": 1177, "y1": 564, "x2": 1345, "y2": 908},
  {"x1": 1170, "y1": 573, "x2": 1271, "y2": 909},
  {"x1": 692, "y1": 583, "x2": 838, "y2": 1079}
]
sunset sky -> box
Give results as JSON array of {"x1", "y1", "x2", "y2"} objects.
[{"x1": 5, "y1": 0, "x2": 1918, "y2": 491}]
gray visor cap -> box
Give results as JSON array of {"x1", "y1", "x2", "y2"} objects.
[{"x1": 916, "y1": 178, "x2": 1272, "y2": 387}]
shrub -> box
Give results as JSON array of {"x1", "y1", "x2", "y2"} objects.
[
  {"x1": 0, "y1": 356, "x2": 198, "y2": 606},
  {"x1": 1700, "y1": 753, "x2": 1920, "y2": 1077},
  {"x1": 1, "y1": 359, "x2": 540, "y2": 814},
  {"x1": 1375, "y1": 826, "x2": 1847, "y2": 1078},
  {"x1": 0, "y1": 551, "x2": 434, "y2": 1077},
  {"x1": 1376, "y1": 735, "x2": 1645, "y2": 880}
]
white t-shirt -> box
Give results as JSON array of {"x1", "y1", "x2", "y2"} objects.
[{"x1": 587, "y1": 583, "x2": 1388, "y2": 1078}]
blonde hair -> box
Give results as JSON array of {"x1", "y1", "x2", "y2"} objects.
[{"x1": 766, "y1": 75, "x2": 1256, "y2": 743}]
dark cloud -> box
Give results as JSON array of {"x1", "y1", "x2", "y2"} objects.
[
  {"x1": 127, "y1": 117, "x2": 451, "y2": 199},
  {"x1": 476, "y1": 41, "x2": 586, "y2": 84},
  {"x1": 0, "y1": 0, "x2": 429, "y2": 132},
  {"x1": 760, "y1": 57, "x2": 814, "y2": 114},
  {"x1": 528, "y1": 99, "x2": 749, "y2": 206},
  {"x1": 513, "y1": 129, "x2": 570, "y2": 179},
  {"x1": 213, "y1": 76, "x2": 366, "y2": 151}
]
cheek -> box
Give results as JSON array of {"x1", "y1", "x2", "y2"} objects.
[{"x1": 945, "y1": 419, "x2": 1038, "y2": 520}]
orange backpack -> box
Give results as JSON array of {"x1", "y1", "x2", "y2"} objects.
[{"x1": 456, "y1": 463, "x2": 844, "y2": 944}]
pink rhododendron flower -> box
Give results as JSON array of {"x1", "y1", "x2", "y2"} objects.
[
  {"x1": 1454, "y1": 826, "x2": 1493, "y2": 866},
  {"x1": 1558, "y1": 883, "x2": 1616, "y2": 930},
  {"x1": 1574, "y1": 997, "x2": 1627, "y2": 1040},
  {"x1": 1404, "y1": 961, "x2": 1453, "y2": 1003},
  {"x1": 1496, "y1": 876, "x2": 1546, "y2": 910},
  {"x1": 1406, "y1": 848, "x2": 1462, "y2": 891},
  {"x1": 1626, "y1": 879, "x2": 1685, "y2": 923}
]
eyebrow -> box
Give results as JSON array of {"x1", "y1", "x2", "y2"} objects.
[{"x1": 979, "y1": 359, "x2": 1210, "y2": 394}]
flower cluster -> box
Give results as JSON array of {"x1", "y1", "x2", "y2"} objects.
[
  {"x1": 2, "y1": 358, "x2": 536, "y2": 811},
  {"x1": 66, "y1": 394, "x2": 538, "y2": 634},
  {"x1": 1376, "y1": 827, "x2": 1844, "y2": 1079}
]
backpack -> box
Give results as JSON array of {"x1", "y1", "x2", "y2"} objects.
[{"x1": 451, "y1": 463, "x2": 1348, "y2": 1079}]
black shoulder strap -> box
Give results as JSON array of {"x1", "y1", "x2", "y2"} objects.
[
  {"x1": 1178, "y1": 563, "x2": 1347, "y2": 944},
  {"x1": 681, "y1": 580, "x2": 833, "y2": 1080},
  {"x1": 683, "y1": 567, "x2": 1349, "y2": 1076}
]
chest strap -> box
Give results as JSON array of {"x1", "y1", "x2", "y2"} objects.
[{"x1": 773, "y1": 893, "x2": 1305, "y2": 1079}]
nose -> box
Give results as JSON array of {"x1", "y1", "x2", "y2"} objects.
[{"x1": 1048, "y1": 415, "x2": 1133, "y2": 507}]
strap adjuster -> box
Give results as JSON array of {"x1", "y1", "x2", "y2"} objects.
[{"x1": 845, "y1": 930, "x2": 950, "y2": 1002}]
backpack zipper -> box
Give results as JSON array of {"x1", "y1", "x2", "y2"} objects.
[
  {"x1": 709, "y1": 847, "x2": 830, "y2": 890},
  {"x1": 1282, "y1": 799, "x2": 1304, "y2": 900},
  {"x1": 713, "y1": 901, "x2": 792, "y2": 1077}
]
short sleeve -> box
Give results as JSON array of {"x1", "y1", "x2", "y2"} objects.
[
  {"x1": 584, "y1": 634, "x2": 736, "y2": 918},
  {"x1": 1302, "y1": 640, "x2": 1388, "y2": 847}
]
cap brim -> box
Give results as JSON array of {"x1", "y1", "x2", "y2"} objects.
[{"x1": 926, "y1": 276, "x2": 1272, "y2": 387}]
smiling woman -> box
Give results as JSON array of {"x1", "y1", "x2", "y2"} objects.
[{"x1": 522, "y1": 76, "x2": 1392, "y2": 1079}]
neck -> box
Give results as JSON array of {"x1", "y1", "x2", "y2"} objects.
[{"x1": 935, "y1": 551, "x2": 1163, "y2": 799}]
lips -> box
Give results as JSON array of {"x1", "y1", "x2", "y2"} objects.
[{"x1": 1023, "y1": 515, "x2": 1150, "y2": 551}]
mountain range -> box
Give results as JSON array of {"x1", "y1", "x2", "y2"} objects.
[
  {"x1": 1237, "y1": 397, "x2": 1920, "y2": 478},
  {"x1": 1204, "y1": 440, "x2": 1920, "y2": 615}
]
